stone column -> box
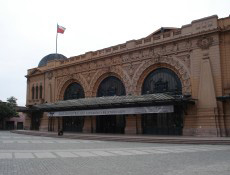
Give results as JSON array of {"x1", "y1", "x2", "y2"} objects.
[
  {"x1": 83, "y1": 116, "x2": 91, "y2": 133},
  {"x1": 91, "y1": 116, "x2": 97, "y2": 133},
  {"x1": 24, "y1": 113, "x2": 31, "y2": 130},
  {"x1": 136, "y1": 114, "x2": 142, "y2": 134},
  {"x1": 125, "y1": 115, "x2": 137, "y2": 134},
  {"x1": 196, "y1": 57, "x2": 220, "y2": 136},
  {"x1": 39, "y1": 112, "x2": 49, "y2": 131}
]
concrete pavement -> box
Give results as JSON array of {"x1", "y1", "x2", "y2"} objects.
[{"x1": 0, "y1": 131, "x2": 230, "y2": 175}]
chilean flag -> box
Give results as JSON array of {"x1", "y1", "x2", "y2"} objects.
[{"x1": 57, "y1": 24, "x2": 66, "y2": 34}]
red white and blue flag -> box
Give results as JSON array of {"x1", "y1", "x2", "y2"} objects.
[{"x1": 57, "y1": 24, "x2": 66, "y2": 34}]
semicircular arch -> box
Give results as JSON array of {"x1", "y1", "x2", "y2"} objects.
[
  {"x1": 133, "y1": 57, "x2": 191, "y2": 95},
  {"x1": 57, "y1": 74, "x2": 88, "y2": 100},
  {"x1": 89, "y1": 68, "x2": 130, "y2": 97}
]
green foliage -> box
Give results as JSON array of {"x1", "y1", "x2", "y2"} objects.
[
  {"x1": 7, "y1": 96, "x2": 17, "y2": 107},
  {"x1": 0, "y1": 96, "x2": 18, "y2": 120}
]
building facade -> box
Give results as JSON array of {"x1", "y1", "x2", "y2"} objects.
[{"x1": 24, "y1": 15, "x2": 230, "y2": 136}]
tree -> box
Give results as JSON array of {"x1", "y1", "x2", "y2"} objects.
[
  {"x1": 7, "y1": 96, "x2": 17, "y2": 107},
  {"x1": 0, "y1": 96, "x2": 18, "y2": 120}
]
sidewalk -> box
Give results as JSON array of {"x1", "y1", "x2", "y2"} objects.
[{"x1": 11, "y1": 130, "x2": 230, "y2": 145}]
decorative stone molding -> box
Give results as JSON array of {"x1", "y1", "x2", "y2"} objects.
[
  {"x1": 197, "y1": 37, "x2": 213, "y2": 50},
  {"x1": 122, "y1": 62, "x2": 140, "y2": 80},
  {"x1": 57, "y1": 73, "x2": 88, "y2": 100},
  {"x1": 46, "y1": 71, "x2": 53, "y2": 80},
  {"x1": 133, "y1": 55, "x2": 191, "y2": 95},
  {"x1": 176, "y1": 54, "x2": 191, "y2": 69},
  {"x1": 89, "y1": 66, "x2": 132, "y2": 97},
  {"x1": 81, "y1": 71, "x2": 97, "y2": 86}
]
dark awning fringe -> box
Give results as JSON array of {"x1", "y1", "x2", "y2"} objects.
[
  {"x1": 217, "y1": 95, "x2": 230, "y2": 101},
  {"x1": 25, "y1": 93, "x2": 194, "y2": 112}
]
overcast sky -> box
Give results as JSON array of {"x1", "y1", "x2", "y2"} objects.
[{"x1": 0, "y1": 0, "x2": 229, "y2": 106}]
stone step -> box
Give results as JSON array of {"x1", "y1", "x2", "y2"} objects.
[{"x1": 11, "y1": 130, "x2": 230, "y2": 145}]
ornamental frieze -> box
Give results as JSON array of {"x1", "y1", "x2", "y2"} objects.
[
  {"x1": 122, "y1": 54, "x2": 130, "y2": 62},
  {"x1": 197, "y1": 36, "x2": 213, "y2": 50},
  {"x1": 176, "y1": 54, "x2": 191, "y2": 69},
  {"x1": 81, "y1": 71, "x2": 97, "y2": 85},
  {"x1": 46, "y1": 71, "x2": 53, "y2": 80},
  {"x1": 56, "y1": 77, "x2": 64, "y2": 88},
  {"x1": 142, "y1": 49, "x2": 150, "y2": 58},
  {"x1": 172, "y1": 43, "x2": 179, "y2": 52},
  {"x1": 105, "y1": 58, "x2": 112, "y2": 67},
  {"x1": 122, "y1": 62, "x2": 140, "y2": 80},
  {"x1": 96, "y1": 60, "x2": 105, "y2": 69},
  {"x1": 76, "y1": 65, "x2": 82, "y2": 72},
  {"x1": 112, "y1": 56, "x2": 122, "y2": 64},
  {"x1": 130, "y1": 51, "x2": 140, "y2": 61},
  {"x1": 82, "y1": 63, "x2": 89, "y2": 71},
  {"x1": 89, "y1": 62, "x2": 96, "y2": 70}
]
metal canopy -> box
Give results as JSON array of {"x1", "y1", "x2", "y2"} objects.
[
  {"x1": 31, "y1": 93, "x2": 194, "y2": 112},
  {"x1": 217, "y1": 95, "x2": 230, "y2": 101},
  {"x1": 48, "y1": 105, "x2": 174, "y2": 117}
]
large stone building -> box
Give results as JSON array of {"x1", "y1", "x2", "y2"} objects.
[{"x1": 24, "y1": 15, "x2": 230, "y2": 137}]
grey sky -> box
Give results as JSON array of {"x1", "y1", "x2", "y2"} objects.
[{"x1": 0, "y1": 0, "x2": 229, "y2": 106}]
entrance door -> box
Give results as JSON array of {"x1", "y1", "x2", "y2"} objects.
[
  {"x1": 31, "y1": 112, "x2": 42, "y2": 130},
  {"x1": 96, "y1": 115, "x2": 125, "y2": 134},
  {"x1": 63, "y1": 116, "x2": 84, "y2": 132},
  {"x1": 17, "y1": 122, "x2": 23, "y2": 130},
  {"x1": 142, "y1": 107, "x2": 183, "y2": 135},
  {"x1": 141, "y1": 67, "x2": 184, "y2": 135},
  {"x1": 6, "y1": 121, "x2": 14, "y2": 130}
]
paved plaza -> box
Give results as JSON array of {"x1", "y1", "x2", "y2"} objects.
[{"x1": 0, "y1": 131, "x2": 230, "y2": 175}]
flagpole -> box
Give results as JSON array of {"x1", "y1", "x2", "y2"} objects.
[
  {"x1": 56, "y1": 24, "x2": 65, "y2": 54},
  {"x1": 56, "y1": 32, "x2": 58, "y2": 54},
  {"x1": 56, "y1": 24, "x2": 58, "y2": 54}
]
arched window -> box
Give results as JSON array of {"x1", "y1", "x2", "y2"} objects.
[
  {"x1": 32, "y1": 86, "x2": 35, "y2": 99},
  {"x1": 39, "y1": 85, "x2": 42, "y2": 99},
  {"x1": 97, "y1": 76, "x2": 126, "y2": 97},
  {"x1": 64, "y1": 83, "x2": 85, "y2": 100},
  {"x1": 142, "y1": 68, "x2": 182, "y2": 95},
  {"x1": 36, "y1": 86, "x2": 39, "y2": 99}
]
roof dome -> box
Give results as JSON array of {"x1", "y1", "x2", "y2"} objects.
[{"x1": 38, "y1": 53, "x2": 67, "y2": 67}]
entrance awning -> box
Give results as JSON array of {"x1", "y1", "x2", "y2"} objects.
[
  {"x1": 33, "y1": 93, "x2": 194, "y2": 112},
  {"x1": 217, "y1": 95, "x2": 230, "y2": 101},
  {"x1": 48, "y1": 105, "x2": 174, "y2": 117}
]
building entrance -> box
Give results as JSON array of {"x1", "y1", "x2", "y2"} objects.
[
  {"x1": 142, "y1": 106, "x2": 183, "y2": 135},
  {"x1": 141, "y1": 67, "x2": 183, "y2": 135},
  {"x1": 31, "y1": 112, "x2": 42, "y2": 130},
  {"x1": 96, "y1": 115, "x2": 125, "y2": 134},
  {"x1": 96, "y1": 76, "x2": 126, "y2": 134},
  {"x1": 63, "y1": 116, "x2": 84, "y2": 132}
]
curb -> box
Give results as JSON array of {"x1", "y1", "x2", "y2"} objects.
[{"x1": 11, "y1": 130, "x2": 230, "y2": 145}]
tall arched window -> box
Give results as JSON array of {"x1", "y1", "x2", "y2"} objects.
[
  {"x1": 39, "y1": 85, "x2": 43, "y2": 99},
  {"x1": 36, "y1": 86, "x2": 39, "y2": 99},
  {"x1": 142, "y1": 68, "x2": 182, "y2": 95},
  {"x1": 32, "y1": 86, "x2": 35, "y2": 99},
  {"x1": 64, "y1": 83, "x2": 85, "y2": 100},
  {"x1": 97, "y1": 76, "x2": 126, "y2": 97}
]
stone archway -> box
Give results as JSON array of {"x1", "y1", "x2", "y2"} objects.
[
  {"x1": 89, "y1": 67, "x2": 131, "y2": 97},
  {"x1": 133, "y1": 56, "x2": 191, "y2": 95},
  {"x1": 57, "y1": 74, "x2": 88, "y2": 100}
]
